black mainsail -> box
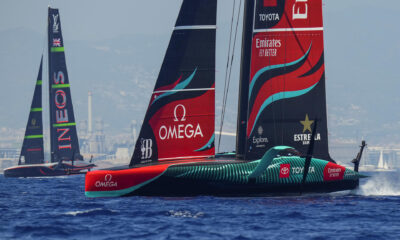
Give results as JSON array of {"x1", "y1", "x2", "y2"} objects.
[
  {"x1": 48, "y1": 7, "x2": 80, "y2": 162},
  {"x1": 19, "y1": 57, "x2": 45, "y2": 165},
  {"x1": 244, "y1": 0, "x2": 332, "y2": 161},
  {"x1": 130, "y1": 0, "x2": 217, "y2": 166}
]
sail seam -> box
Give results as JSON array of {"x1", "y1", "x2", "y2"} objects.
[
  {"x1": 52, "y1": 122, "x2": 76, "y2": 127},
  {"x1": 52, "y1": 84, "x2": 70, "y2": 88},
  {"x1": 25, "y1": 135, "x2": 43, "y2": 139},
  {"x1": 254, "y1": 27, "x2": 323, "y2": 33},
  {"x1": 50, "y1": 47, "x2": 65, "y2": 52},
  {"x1": 154, "y1": 88, "x2": 215, "y2": 94},
  {"x1": 174, "y1": 25, "x2": 216, "y2": 30}
]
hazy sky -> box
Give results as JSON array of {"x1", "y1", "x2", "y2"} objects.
[
  {"x1": 1, "y1": 0, "x2": 398, "y2": 40},
  {"x1": 1, "y1": 0, "x2": 400, "y2": 147}
]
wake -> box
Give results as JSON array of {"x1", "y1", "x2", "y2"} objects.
[{"x1": 357, "y1": 171, "x2": 400, "y2": 196}]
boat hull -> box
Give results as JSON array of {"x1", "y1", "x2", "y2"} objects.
[
  {"x1": 85, "y1": 157, "x2": 365, "y2": 197},
  {"x1": 129, "y1": 177, "x2": 359, "y2": 197},
  {"x1": 4, "y1": 161, "x2": 95, "y2": 178}
]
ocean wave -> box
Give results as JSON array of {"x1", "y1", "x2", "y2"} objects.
[
  {"x1": 166, "y1": 210, "x2": 204, "y2": 218},
  {"x1": 63, "y1": 208, "x2": 119, "y2": 216}
]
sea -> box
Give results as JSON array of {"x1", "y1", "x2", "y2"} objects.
[{"x1": 1, "y1": 171, "x2": 399, "y2": 240}]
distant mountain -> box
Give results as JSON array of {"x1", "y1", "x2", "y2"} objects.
[{"x1": 1, "y1": 20, "x2": 400, "y2": 148}]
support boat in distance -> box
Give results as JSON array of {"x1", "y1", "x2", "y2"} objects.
[
  {"x1": 85, "y1": 0, "x2": 366, "y2": 197},
  {"x1": 4, "y1": 7, "x2": 95, "y2": 178}
]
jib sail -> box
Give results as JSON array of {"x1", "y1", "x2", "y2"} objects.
[
  {"x1": 19, "y1": 57, "x2": 45, "y2": 165},
  {"x1": 244, "y1": 0, "x2": 331, "y2": 161},
  {"x1": 130, "y1": 0, "x2": 217, "y2": 165},
  {"x1": 48, "y1": 7, "x2": 80, "y2": 162}
]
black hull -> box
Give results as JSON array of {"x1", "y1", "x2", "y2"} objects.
[
  {"x1": 4, "y1": 163, "x2": 94, "y2": 178},
  {"x1": 128, "y1": 177, "x2": 359, "y2": 197}
]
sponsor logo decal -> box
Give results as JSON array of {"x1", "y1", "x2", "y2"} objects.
[
  {"x1": 257, "y1": 0, "x2": 279, "y2": 24},
  {"x1": 292, "y1": 0, "x2": 309, "y2": 20},
  {"x1": 300, "y1": 114, "x2": 313, "y2": 133},
  {"x1": 256, "y1": 38, "x2": 281, "y2": 57},
  {"x1": 53, "y1": 71, "x2": 72, "y2": 150},
  {"x1": 95, "y1": 174, "x2": 118, "y2": 188},
  {"x1": 291, "y1": 166, "x2": 315, "y2": 175},
  {"x1": 323, "y1": 162, "x2": 345, "y2": 181},
  {"x1": 264, "y1": 0, "x2": 277, "y2": 7},
  {"x1": 28, "y1": 118, "x2": 40, "y2": 130},
  {"x1": 52, "y1": 14, "x2": 59, "y2": 33},
  {"x1": 279, "y1": 164, "x2": 290, "y2": 178},
  {"x1": 294, "y1": 114, "x2": 321, "y2": 145},
  {"x1": 159, "y1": 104, "x2": 203, "y2": 140},
  {"x1": 258, "y1": 13, "x2": 280, "y2": 22},
  {"x1": 53, "y1": 38, "x2": 61, "y2": 47},
  {"x1": 253, "y1": 126, "x2": 269, "y2": 148},
  {"x1": 174, "y1": 104, "x2": 186, "y2": 122},
  {"x1": 258, "y1": 126, "x2": 263, "y2": 135},
  {"x1": 140, "y1": 138, "x2": 153, "y2": 160}
]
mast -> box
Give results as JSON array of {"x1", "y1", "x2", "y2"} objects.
[{"x1": 236, "y1": 0, "x2": 254, "y2": 160}]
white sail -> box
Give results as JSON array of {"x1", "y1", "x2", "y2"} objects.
[
  {"x1": 377, "y1": 150, "x2": 384, "y2": 169},
  {"x1": 383, "y1": 161, "x2": 389, "y2": 170}
]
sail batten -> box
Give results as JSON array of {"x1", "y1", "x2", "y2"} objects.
[
  {"x1": 254, "y1": 27, "x2": 324, "y2": 33},
  {"x1": 174, "y1": 25, "x2": 216, "y2": 30},
  {"x1": 153, "y1": 88, "x2": 215, "y2": 94}
]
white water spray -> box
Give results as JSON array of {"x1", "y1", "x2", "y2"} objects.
[{"x1": 357, "y1": 171, "x2": 400, "y2": 196}]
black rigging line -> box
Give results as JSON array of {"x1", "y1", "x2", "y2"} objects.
[{"x1": 217, "y1": 0, "x2": 243, "y2": 152}]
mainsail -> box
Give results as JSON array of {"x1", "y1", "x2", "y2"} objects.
[
  {"x1": 130, "y1": 0, "x2": 217, "y2": 165},
  {"x1": 244, "y1": 0, "x2": 331, "y2": 161},
  {"x1": 48, "y1": 7, "x2": 80, "y2": 162},
  {"x1": 19, "y1": 57, "x2": 45, "y2": 165}
]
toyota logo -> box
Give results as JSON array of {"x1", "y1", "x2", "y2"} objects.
[
  {"x1": 280, "y1": 167, "x2": 289, "y2": 175},
  {"x1": 105, "y1": 174, "x2": 112, "y2": 182}
]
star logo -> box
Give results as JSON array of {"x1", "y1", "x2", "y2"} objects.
[{"x1": 300, "y1": 114, "x2": 314, "y2": 133}]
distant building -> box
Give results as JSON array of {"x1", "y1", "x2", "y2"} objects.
[{"x1": 79, "y1": 91, "x2": 106, "y2": 156}]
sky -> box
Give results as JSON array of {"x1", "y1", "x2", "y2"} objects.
[{"x1": 1, "y1": 0, "x2": 400, "y2": 149}]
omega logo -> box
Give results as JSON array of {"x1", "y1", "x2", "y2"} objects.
[
  {"x1": 105, "y1": 174, "x2": 112, "y2": 182},
  {"x1": 174, "y1": 104, "x2": 186, "y2": 122},
  {"x1": 95, "y1": 173, "x2": 118, "y2": 188},
  {"x1": 159, "y1": 104, "x2": 203, "y2": 140}
]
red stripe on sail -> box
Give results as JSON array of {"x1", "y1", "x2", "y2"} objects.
[
  {"x1": 154, "y1": 76, "x2": 182, "y2": 92},
  {"x1": 27, "y1": 148, "x2": 42, "y2": 152}
]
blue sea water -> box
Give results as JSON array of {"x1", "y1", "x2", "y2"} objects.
[{"x1": 1, "y1": 171, "x2": 399, "y2": 240}]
